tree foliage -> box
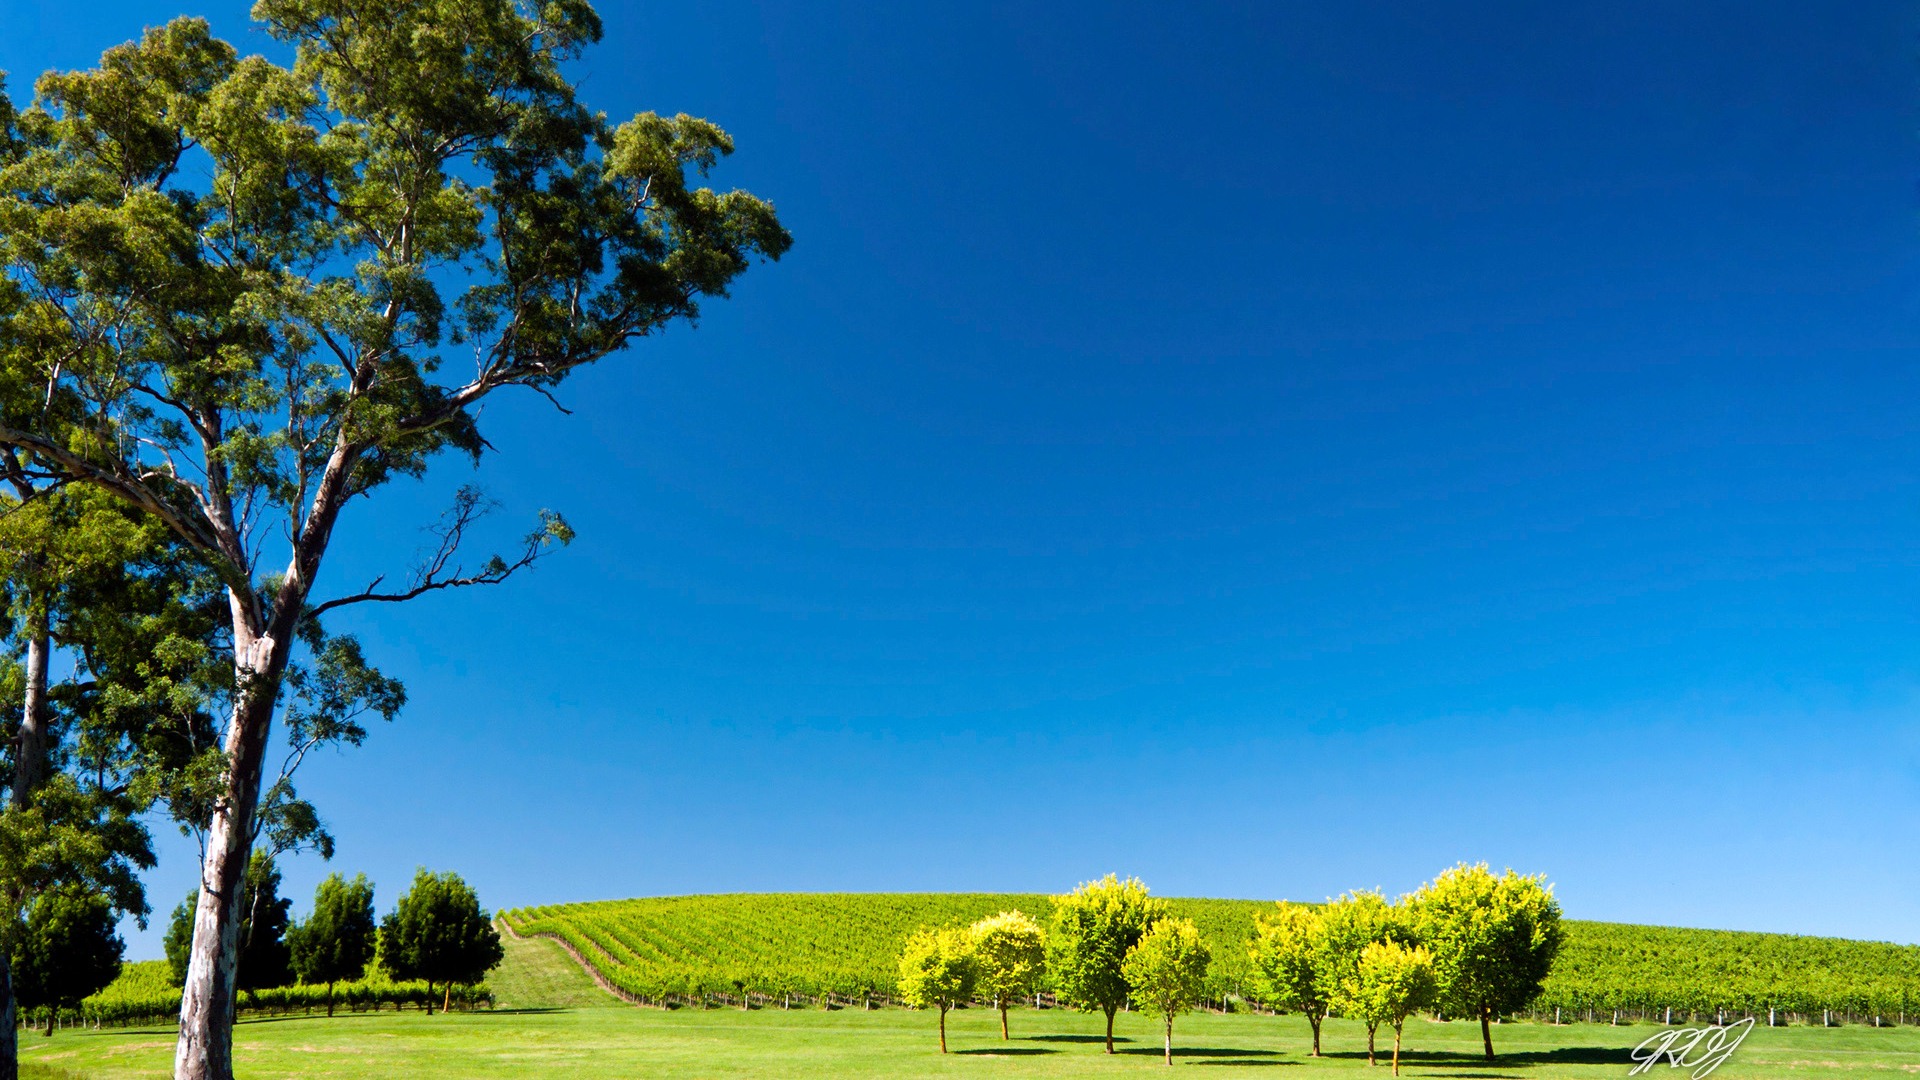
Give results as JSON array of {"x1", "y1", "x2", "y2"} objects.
[
  {"x1": 1048, "y1": 875, "x2": 1166, "y2": 1054},
  {"x1": 895, "y1": 927, "x2": 976, "y2": 1054},
  {"x1": 1346, "y1": 941, "x2": 1437, "y2": 1076},
  {"x1": 1408, "y1": 863, "x2": 1564, "y2": 1060},
  {"x1": 379, "y1": 869, "x2": 503, "y2": 1015},
  {"x1": 11, "y1": 888, "x2": 122, "y2": 1036},
  {"x1": 1122, "y1": 917, "x2": 1211, "y2": 1067},
  {"x1": 1248, "y1": 902, "x2": 1329, "y2": 1055},
  {"x1": 287, "y1": 872, "x2": 376, "y2": 1016},
  {"x1": 1320, "y1": 889, "x2": 1414, "y2": 1059},
  {"x1": 967, "y1": 910, "x2": 1045, "y2": 1040}
]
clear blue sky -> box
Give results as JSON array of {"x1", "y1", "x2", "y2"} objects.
[{"x1": 5, "y1": 0, "x2": 1920, "y2": 958}]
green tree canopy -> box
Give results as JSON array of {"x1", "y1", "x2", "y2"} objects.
[
  {"x1": 287, "y1": 872, "x2": 376, "y2": 1016},
  {"x1": 1321, "y1": 889, "x2": 1414, "y2": 1060},
  {"x1": 1248, "y1": 902, "x2": 1329, "y2": 1055},
  {"x1": 896, "y1": 926, "x2": 977, "y2": 1054},
  {"x1": 1122, "y1": 917, "x2": 1212, "y2": 1067},
  {"x1": 968, "y1": 910, "x2": 1045, "y2": 1040},
  {"x1": 379, "y1": 869, "x2": 503, "y2": 1015},
  {"x1": 1346, "y1": 941, "x2": 1438, "y2": 1076},
  {"x1": 1048, "y1": 874, "x2": 1166, "y2": 1054},
  {"x1": 1409, "y1": 863, "x2": 1564, "y2": 1060},
  {"x1": 11, "y1": 888, "x2": 122, "y2": 1037}
]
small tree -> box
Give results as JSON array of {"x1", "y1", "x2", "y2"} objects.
[
  {"x1": 1122, "y1": 917, "x2": 1211, "y2": 1066},
  {"x1": 1408, "y1": 863, "x2": 1564, "y2": 1060},
  {"x1": 896, "y1": 927, "x2": 977, "y2": 1053},
  {"x1": 1048, "y1": 875, "x2": 1167, "y2": 1053},
  {"x1": 379, "y1": 870, "x2": 504, "y2": 1015},
  {"x1": 1320, "y1": 890, "x2": 1412, "y2": 1062},
  {"x1": 287, "y1": 873, "x2": 376, "y2": 1017},
  {"x1": 236, "y1": 854, "x2": 295, "y2": 991},
  {"x1": 1248, "y1": 902, "x2": 1329, "y2": 1055},
  {"x1": 968, "y1": 910, "x2": 1045, "y2": 1040},
  {"x1": 11, "y1": 890, "x2": 122, "y2": 1036},
  {"x1": 1347, "y1": 942, "x2": 1437, "y2": 1075}
]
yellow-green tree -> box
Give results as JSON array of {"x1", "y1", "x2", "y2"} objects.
[
  {"x1": 1346, "y1": 942, "x2": 1437, "y2": 1075},
  {"x1": 1123, "y1": 917, "x2": 1212, "y2": 1066},
  {"x1": 897, "y1": 927, "x2": 977, "y2": 1053},
  {"x1": 968, "y1": 910, "x2": 1045, "y2": 1039},
  {"x1": 1409, "y1": 864, "x2": 1564, "y2": 1060},
  {"x1": 1248, "y1": 902, "x2": 1329, "y2": 1055},
  {"x1": 1320, "y1": 890, "x2": 1413, "y2": 1061},
  {"x1": 1048, "y1": 875, "x2": 1166, "y2": 1053}
]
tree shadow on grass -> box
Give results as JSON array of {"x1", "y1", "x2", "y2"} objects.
[
  {"x1": 954, "y1": 1047, "x2": 1058, "y2": 1056},
  {"x1": 1371, "y1": 1047, "x2": 1625, "y2": 1068},
  {"x1": 1027, "y1": 1034, "x2": 1135, "y2": 1044},
  {"x1": 1119, "y1": 1047, "x2": 1286, "y2": 1061}
]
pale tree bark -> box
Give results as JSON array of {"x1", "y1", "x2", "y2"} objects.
[
  {"x1": 1163, "y1": 1016, "x2": 1172, "y2": 1065},
  {"x1": 10, "y1": 609, "x2": 48, "y2": 806},
  {"x1": 173, "y1": 583, "x2": 305, "y2": 1080}
]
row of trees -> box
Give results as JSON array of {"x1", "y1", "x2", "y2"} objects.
[
  {"x1": 896, "y1": 865, "x2": 1563, "y2": 1071},
  {"x1": 0, "y1": 0, "x2": 787, "y2": 1076},
  {"x1": 1249, "y1": 863, "x2": 1564, "y2": 1066},
  {"x1": 14, "y1": 864, "x2": 501, "y2": 1038},
  {"x1": 162, "y1": 867, "x2": 504, "y2": 1017}
]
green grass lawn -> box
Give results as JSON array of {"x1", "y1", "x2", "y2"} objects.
[
  {"x1": 26, "y1": 932, "x2": 1920, "y2": 1078},
  {"x1": 26, "y1": 1005, "x2": 1920, "y2": 1078}
]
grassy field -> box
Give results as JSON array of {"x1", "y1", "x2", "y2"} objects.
[{"x1": 24, "y1": 932, "x2": 1920, "y2": 1078}]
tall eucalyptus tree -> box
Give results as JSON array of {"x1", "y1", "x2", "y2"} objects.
[{"x1": 0, "y1": 3, "x2": 788, "y2": 1077}]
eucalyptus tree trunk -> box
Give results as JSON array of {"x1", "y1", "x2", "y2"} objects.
[
  {"x1": 173, "y1": 609, "x2": 296, "y2": 1080},
  {"x1": 10, "y1": 612, "x2": 49, "y2": 805}
]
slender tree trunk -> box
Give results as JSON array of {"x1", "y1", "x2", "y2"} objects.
[
  {"x1": 425, "y1": 982, "x2": 435, "y2": 1017},
  {"x1": 443, "y1": 984, "x2": 452, "y2": 1014},
  {"x1": 1393, "y1": 1023, "x2": 1403, "y2": 1076},
  {"x1": 1310, "y1": 1011, "x2": 1323, "y2": 1056},
  {"x1": 1480, "y1": 1005, "x2": 1494, "y2": 1060},
  {"x1": 1105, "y1": 1006, "x2": 1117, "y2": 1053},
  {"x1": 939, "y1": 1004, "x2": 948, "y2": 1053},
  {"x1": 1164, "y1": 1015, "x2": 1172, "y2": 1065},
  {"x1": 174, "y1": 638, "x2": 288, "y2": 1080},
  {"x1": 1368, "y1": 1022, "x2": 1377, "y2": 1065},
  {"x1": 326, "y1": 982, "x2": 334, "y2": 1019},
  {"x1": 43, "y1": 1009, "x2": 52, "y2": 1037},
  {"x1": 0, "y1": 952, "x2": 16, "y2": 1080},
  {"x1": 10, "y1": 612, "x2": 49, "y2": 805},
  {"x1": 1000, "y1": 1001, "x2": 1009, "y2": 1039}
]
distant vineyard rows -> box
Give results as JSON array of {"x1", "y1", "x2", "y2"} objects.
[{"x1": 503, "y1": 894, "x2": 1920, "y2": 1018}]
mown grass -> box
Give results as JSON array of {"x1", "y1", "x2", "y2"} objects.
[
  {"x1": 22, "y1": 1004, "x2": 1920, "y2": 1078},
  {"x1": 31, "y1": 913, "x2": 1920, "y2": 1078}
]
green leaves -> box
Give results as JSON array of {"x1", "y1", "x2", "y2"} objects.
[
  {"x1": 287, "y1": 871, "x2": 376, "y2": 988},
  {"x1": 1408, "y1": 862, "x2": 1565, "y2": 1023},
  {"x1": 895, "y1": 926, "x2": 976, "y2": 1012},
  {"x1": 379, "y1": 868, "x2": 504, "y2": 995},
  {"x1": 1122, "y1": 916, "x2": 1211, "y2": 1020},
  {"x1": 1047, "y1": 874, "x2": 1167, "y2": 1021}
]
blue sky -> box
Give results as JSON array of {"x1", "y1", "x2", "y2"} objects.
[{"x1": 5, "y1": 0, "x2": 1920, "y2": 958}]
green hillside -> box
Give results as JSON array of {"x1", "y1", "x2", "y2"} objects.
[{"x1": 504, "y1": 893, "x2": 1920, "y2": 1019}]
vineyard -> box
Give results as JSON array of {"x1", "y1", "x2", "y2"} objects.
[
  {"x1": 40, "y1": 960, "x2": 495, "y2": 1033},
  {"x1": 504, "y1": 893, "x2": 1920, "y2": 1023}
]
